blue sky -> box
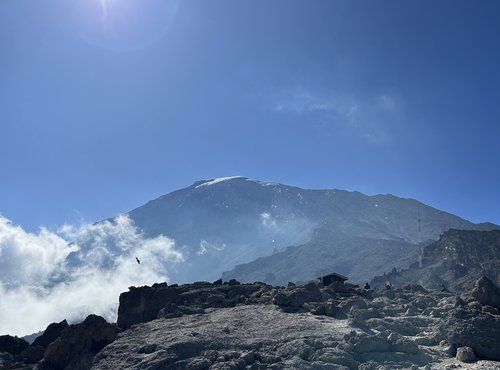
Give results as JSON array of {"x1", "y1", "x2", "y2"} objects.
[{"x1": 1, "y1": 0, "x2": 499, "y2": 231}]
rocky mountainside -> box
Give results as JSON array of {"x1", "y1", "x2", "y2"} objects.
[
  {"x1": 2, "y1": 277, "x2": 500, "y2": 369},
  {"x1": 68, "y1": 176, "x2": 497, "y2": 284},
  {"x1": 222, "y1": 229, "x2": 421, "y2": 285},
  {"x1": 370, "y1": 229, "x2": 500, "y2": 292}
]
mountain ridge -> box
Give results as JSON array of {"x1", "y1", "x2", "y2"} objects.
[
  {"x1": 370, "y1": 228, "x2": 500, "y2": 292},
  {"x1": 78, "y1": 176, "x2": 498, "y2": 284}
]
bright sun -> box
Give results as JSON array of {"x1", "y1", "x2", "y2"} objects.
[
  {"x1": 98, "y1": 0, "x2": 110, "y2": 19},
  {"x1": 77, "y1": 0, "x2": 180, "y2": 51}
]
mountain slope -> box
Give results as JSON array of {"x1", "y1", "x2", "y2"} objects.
[
  {"x1": 222, "y1": 229, "x2": 421, "y2": 285},
  {"x1": 370, "y1": 229, "x2": 500, "y2": 292},
  {"x1": 73, "y1": 176, "x2": 496, "y2": 284}
]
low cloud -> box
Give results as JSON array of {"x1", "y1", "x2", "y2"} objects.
[
  {"x1": 197, "y1": 239, "x2": 226, "y2": 256},
  {"x1": 0, "y1": 215, "x2": 183, "y2": 336},
  {"x1": 260, "y1": 212, "x2": 277, "y2": 227}
]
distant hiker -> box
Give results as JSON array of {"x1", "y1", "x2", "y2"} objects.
[
  {"x1": 364, "y1": 283, "x2": 371, "y2": 290},
  {"x1": 385, "y1": 280, "x2": 392, "y2": 290},
  {"x1": 135, "y1": 257, "x2": 141, "y2": 264}
]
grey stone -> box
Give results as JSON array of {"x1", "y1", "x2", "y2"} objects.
[
  {"x1": 456, "y1": 346, "x2": 476, "y2": 363},
  {"x1": 186, "y1": 357, "x2": 211, "y2": 370},
  {"x1": 470, "y1": 276, "x2": 500, "y2": 309}
]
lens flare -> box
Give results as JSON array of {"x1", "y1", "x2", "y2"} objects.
[{"x1": 76, "y1": 0, "x2": 180, "y2": 52}]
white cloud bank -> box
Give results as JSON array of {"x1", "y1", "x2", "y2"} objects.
[{"x1": 0, "y1": 215, "x2": 183, "y2": 336}]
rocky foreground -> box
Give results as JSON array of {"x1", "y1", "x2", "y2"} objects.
[{"x1": 1, "y1": 277, "x2": 500, "y2": 370}]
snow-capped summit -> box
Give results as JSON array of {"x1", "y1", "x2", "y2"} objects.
[
  {"x1": 111, "y1": 177, "x2": 497, "y2": 285},
  {"x1": 195, "y1": 176, "x2": 245, "y2": 188}
]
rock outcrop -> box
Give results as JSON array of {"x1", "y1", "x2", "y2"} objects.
[
  {"x1": 441, "y1": 297, "x2": 500, "y2": 361},
  {"x1": 117, "y1": 281, "x2": 273, "y2": 329},
  {"x1": 469, "y1": 276, "x2": 500, "y2": 309},
  {"x1": 101, "y1": 278, "x2": 500, "y2": 369},
  {"x1": 3, "y1": 277, "x2": 500, "y2": 369},
  {"x1": 0, "y1": 335, "x2": 29, "y2": 356},
  {"x1": 31, "y1": 320, "x2": 68, "y2": 350},
  {"x1": 371, "y1": 229, "x2": 500, "y2": 292},
  {"x1": 37, "y1": 315, "x2": 120, "y2": 370}
]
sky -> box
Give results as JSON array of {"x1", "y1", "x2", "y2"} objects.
[{"x1": 1, "y1": 0, "x2": 500, "y2": 231}]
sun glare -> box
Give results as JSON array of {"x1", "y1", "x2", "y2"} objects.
[
  {"x1": 76, "y1": 0, "x2": 180, "y2": 51},
  {"x1": 99, "y1": 0, "x2": 109, "y2": 19}
]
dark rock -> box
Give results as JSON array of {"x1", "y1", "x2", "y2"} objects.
[
  {"x1": 213, "y1": 279, "x2": 223, "y2": 286},
  {"x1": 482, "y1": 305, "x2": 500, "y2": 315},
  {"x1": 138, "y1": 344, "x2": 157, "y2": 354},
  {"x1": 347, "y1": 333, "x2": 390, "y2": 353},
  {"x1": 391, "y1": 337, "x2": 420, "y2": 354},
  {"x1": 158, "y1": 303, "x2": 206, "y2": 319},
  {"x1": 118, "y1": 282, "x2": 271, "y2": 329},
  {"x1": 442, "y1": 344, "x2": 457, "y2": 357},
  {"x1": 454, "y1": 295, "x2": 465, "y2": 307},
  {"x1": 152, "y1": 282, "x2": 168, "y2": 288},
  {"x1": 0, "y1": 335, "x2": 29, "y2": 356},
  {"x1": 324, "y1": 281, "x2": 349, "y2": 293},
  {"x1": 241, "y1": 351, "x2": 256, "y2": 364},
  {"x1": 403, "y1": 284, "x2": 428, "y2": 293},
  {"x1": 117, "y1": 284, "x2": 180, "y2": 329},
  {"x1": 456, "y1": 346, "x2": 476, "y2": 363},
  {"x1": 311, "y1": 300, "x2": 340, "y2": 317},
  {"x1": 186, "y1": 357, "x2": 211, "y2": 370},
  {"x1": 350, "y1": 308, "x2": 381, "y2": 327},
  {"x1": 32, "y1": 320, "x2": 68, "y2": 349},
  {"x1": 19, "y1": 344, "x2": 45, "y2": 364},
  {"x1": 444, "y1": 307, "x2": 500, "y2": 360},
  {"x1": 205, "y1": 293, "x2": 226, "y2": 305},
  {"x1": 470, "y1": 276, "x2": 500, "y2": 309},
  {"x1": 0, "y1": 352, "x2": 14, "y2": 368},
  {"x1": 37, "y1": 314, "x2": 120, "y2": 370},
  {"x1": 273, "y1": 282, "x2": 322, "y2": 310},
  {"x1": 227, "y1": 279, "x2": 240, "y2": 286},
  {"x1": 370, "y1": 229, "x2": 500, "y2": 293},
  {"x1": 157, "y1": 303, "x2": 184, "y2": 319}
]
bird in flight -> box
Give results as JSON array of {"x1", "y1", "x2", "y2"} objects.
[{"x1": 135, "y1": 256, "x2": 141, "y2": 264}]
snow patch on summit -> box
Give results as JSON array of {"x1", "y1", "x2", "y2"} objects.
[{"x1": 195, "y1": 176, "x2": 244, "y2": 188}]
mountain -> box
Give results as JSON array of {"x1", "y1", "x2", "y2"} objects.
[
  {"x1": 221, "y1": 229, "x2": 422, "y2": 285},
  {"x1": 71, "y1": 176, "x2": 497, "y2": 284},
  {"x1": 370, "y1": 229, "x2": 500, "y2": 292},
  {"x1": 125, "y1": 176, "x2": 497, "y2": 284}
]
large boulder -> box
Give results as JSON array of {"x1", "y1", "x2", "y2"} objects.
[
  {"x1": 443, "y1": 307, "x2": 500, "y2": 361},
  {"x1": 32, "y1": 320, "x2": 68, "y2": 349},
  {"x1": 37, "y1": 315, "x2": 120, "y2": 370},
  {"x1": 456, "y1": 346, "x2": 476, "y2": 363},
  {"x1": 117, "y1": 282, "x2": 271, "y2": 329},
  {"x1": 117, "y1": 284, "x2": 180, "y2": 329},
  {"x1": 469, "y1": 276, "x2": 500, "y2": 309},
  {"x1": 0, "y1": 335, "x2": 29, "y2": 356},
  {"x1": 272, "y1": 282, "x2": 322, "y2": 310}
]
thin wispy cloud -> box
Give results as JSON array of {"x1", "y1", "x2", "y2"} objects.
[
  {"x1": 197, "y1": 239, "x2": 226, "y2": 256},
  {"x1": 272, "y1": 88, "x2": 401, "y2": 144},
  {"x1": 0, "y1": 215, "x2": 183, "y2": 336}
]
